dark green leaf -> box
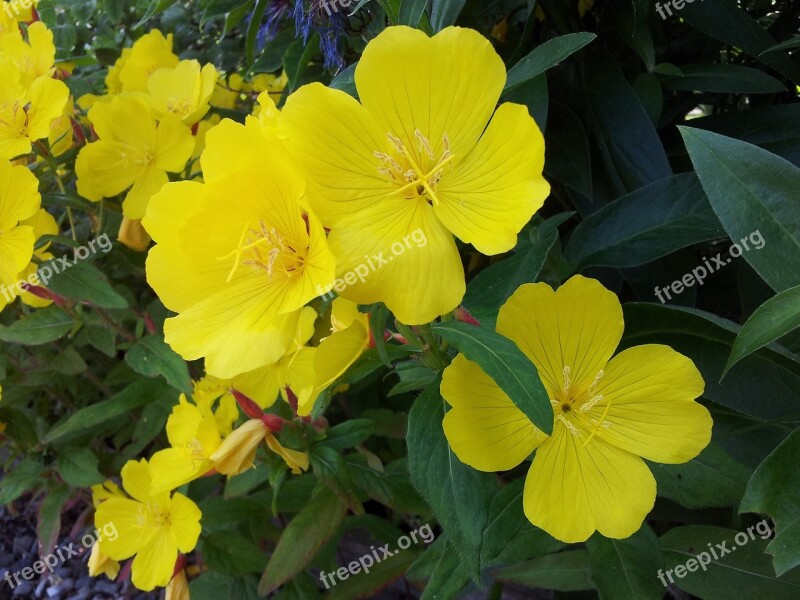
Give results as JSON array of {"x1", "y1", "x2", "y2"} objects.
[
  {"x1": 430, "y1": 0, "x2": 465, "y2": 31},
  {"x1": 680, "y1": 127, "x2": 800, "y2": 292},
  {"x1": 494, "y1": 549, "x2": 595, "y2": 591},
  {"x1": 37, "y1": 484, "x2": 71, "y2": 555},
  {"x1": 505, "y1": 33, "x2": 596, "y2": 93},
  {"x1": 309, "y1": 446, "x2": 364, "y2": 514},
  {"x1": 57, "y1": 448, "x2": 104, "y2": 487},
  {"x1": 407, "y1": 382, "x2": 497, "y2": 580},
  {"x1": 660, "y1": 64, "x2": 786, "y2": 93},
  {"x1": 741, "y1": 427, "x2": 800, "y2": 576},
  {"x1": 724, "y1": 285, "x2": 800, "y2": 377},
  {"x1": 0, "y1": 307, "x2": 74, "y2": 346},
  {"x1": 398, "y1": 0, "x2": 428, "y2": 26},
  {"x1": 125, "y1": 334, "x2": 191, "y2": 393},
  {"x1": 202, "y1": 531, "x2": 268, "y2": 577},
  {"x1": 587, "y1": 525, "x2": 665, "y2": 600},
  {"x1": 46, "y1": 261, "x2": 127, "y2": 309},
  {"x1": 320, "y1": 419, "x2": 374, "y2": 450}
]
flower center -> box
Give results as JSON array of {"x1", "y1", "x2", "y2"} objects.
[
  {"x1": 137, "y1": 504, "x2": 172, "y2": 529},
  {"x1": 166, "y1": 97, "x2": 191, "y2": 117},
  {"x1": 374, "y1": 129, "x2": 455, "y2": 204},
  {"x1": 218, "y1": 219, "x2": 307, "y2": 283},
  {"x1": 552, "y1": 366, "x2": 612, "y2": 446}
]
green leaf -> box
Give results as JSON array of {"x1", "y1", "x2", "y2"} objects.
[
  {"x1": 309, "y1": 446, "x2": 364, "y2": 514},
  {"x1": 0, "y1": 460, "x2": 46, "y2": 504},
  {"x1": 398, "y1": 0, "x2": 428, "y2": 26},
  {"x1": 189, "y1": 572, "x2": 261, "y2": 600},
  {"x1": 326, "y1": 549, "x2": 419, "y2": 599},
  {"x1": 44, "y1": 379, "x2": 172, "y2": 444},
  {"x1": 410, "y1": 536, "x2": 470, "y2": 599},
  {"x1": 463, "y1": 221, "x2": 558, "y2": 328},
  {"x1": 621, "y1": 303, "x2": 800, "y2": 420},
  {"x1": 57, "y1": 447, "x2": 104, "y2": 487},
  {"x1": 741, "y1": 427, "x2": 800, "y2": 576},
  {"x1": 660, "y1": 525, "x2": 800, "y2": 599},
  {"x1": 659, "y1": 64, "x2": 786, "y2": 94},
  {"x1": 46, "y1": 261, "x2": 127, "y2": 309},
  {"x1": 649, "y1": 442, "x2": 751, "y2": 509},
  {"x1": 406, "y1": 382, "x2": 497, "y2": 580},
  {"x1": 480, "y1": 478, "x2": 565, "y2": 566},
  {"x1": 494, "y1": 549, "x2": 595, "y2": 591},
  {"x1": 245, "y1": 0, "x2": 268, "y2": 66},
  {"x1": 37, "y1": 484, "x2": 71, "y2": 555},
  {"x1": 429, "y1": 0, "x2": 465, "y2": 31},
  {"x1": 259, "y1": 488, "x2": 347, "y2": 594},
  {"x1": 0, "y1": 307, "x2": 73, "y2": 346},
  {"x1": 284, "y1": 32, "x2": 321, "y2": 92},
  {"x1": 586, "y1": 525, "x2": 665, "y2": 600},
  {"x1": 505, "y1": 33, "x2": 596, "y2": 93},
  {"x1": 329, "y1": 62, "x2": 357, "y2": 97},
  {"x1": 202, "y1": 531, "x2": 268, "y2": 577},
  {"x1": 320, "y1": 419, "x2": 374, "y2": 450},
  {"x1": 345, "y1": 456, "x2": 426, "y2": 514},
  {"x1": 369, "y1": 304, "x2": 391, "y2": 367},
  {"x1": 134, "y1": 0, "x2": 178, "y2": 28},
  {"x1": 432, "y1": 321, "x2": 553, "y2": 434},
  {"x1": 724, "y1": 285, "x2": 800, "y2": 378},
  {"x1": 564, "y1": 173, "x2": 723, "y2": 269},
  {"x1": 680, "y1": 0, "x2": 800, "y2": 84},
  {"x1": 125, "y1": 334, "x2": 191, "y2": 393},
  {"x1": 544, "y1": 103, "x2": 593, "y2": 197},
  {"x1": 762, "y1": 38, "x2": 800, "y2": 54},
  {"x1": 680, "y1": 127, "x2": 800, "y2": 293},
  {"x1": 581, "y1": 46, "x2": 672, "y2": 193}
]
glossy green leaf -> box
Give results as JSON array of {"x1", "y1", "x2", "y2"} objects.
[
  {"x1": 494, "y1": 549, "x2": 595, "y2": 591},
  {"x1": 659, "y1": 64, "x2": 786, "y2": 93},
  {"x1": 505, "y1": 33, "x2": 596, "y2": 93},
  {"x1": 125, "y1": 334, "x2": 192, "y2": 393},
  {"x1": 587, "y1": 525, "x2": 665, "y2": 600},
  {"x1": 680, "y1": 127, "x2": 800, "y2": 292},
  {"x1": 0, "y1": 307, "x2": 74, "y2": 346},
  {"x1": 46, "y1": 261, "x2": 127, "y2": 309},
  {"x1": 724, "y1": 285, "x2": 800, "y2": 378},
  {"x1": 741, "y1": 427, "x2": 800, "y2": 576},
  {"x1": 430, "y1": 0, "x2": 465, "y2": 31}
]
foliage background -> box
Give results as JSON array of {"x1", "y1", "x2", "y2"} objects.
[{"x1": 1, "y1": 0, "x2": 800, "y2": 598}]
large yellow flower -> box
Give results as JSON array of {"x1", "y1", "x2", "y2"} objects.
[
  {"x1": 441, "y1": 275, "x2": 712, "y2": 543},
  {"x1": 75, "y1": 95, "x2": 194, "y2": 218},
  {"x1": 94, "y1": 459, "x2": 201, "y2": 592},
  {"x1": 0, "y1": 160, "x2": 40, "y2": 288},
  {"x1": 142, "y1": 116, "x2": 335, "y2": 378},
  {"x1": 282, "y1": 26, "x2": 549, "y2": 324},
  {"x1": 0, "y1": 64, "x2": 69, "y2": 159}
]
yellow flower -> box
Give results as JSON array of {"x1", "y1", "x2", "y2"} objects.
[
  {"x1": 95, "y1": 459, "x2": 202, "y2": 592},
  {"x1": 116, "y1": 30, "x2": 179, "y2": 93},
  {"x1": 0, "y1": 160, "x2": 40, "y2": 287},
  {"x1": 149, "y1": 394, "x2": 222, "y2": 493},
  {"x1": 0, "y1": 21, "x2": 56, "y2": 85},
  {"x1": 146, "y1": 59, "x2": 218, "y2": 125},
  {"x1": 209, "y1": 418, "x2": 309, "y2": 476},
  {"x1": 297, "y1": 298, "x2": 370, "y2": 416},
  {"x1": 75, "y1": 95, "x2": 194, "y2": 218},
  {"x1": 282, "y1": 26, "x2": 549, "y2": 324},
  {"x1": 441, "y1": 275, "x2": 712, "y2": 543},
  {"x1": 15, "y1": 208, "x2": 58, "y2": 308},
  {"x1": 48, "y1": 95, "x2": 75, "y2": 156},
  {"x1": 88, "y1": 542, "x2": 120, "y2": 580},
  {"x1": 117, "y1": 217, "x2": 152, "y2": 251},
  {"x1": 0, "y1": 66, "x2": 69, "y2": 159},
  {"x1": 209, "y1": 72, "x2": 242, "y2": 110},
  {"x1": 192, "y1": 374, "x2": 238, "y2": 436},
  {"x1": 142, "y1": 115, "x2": 335, "y2": 378},
  {"x1": 165, "y1": 568, "x2": 189, "y2": 600}
]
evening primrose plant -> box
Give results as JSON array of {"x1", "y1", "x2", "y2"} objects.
[{"x1": 1, "y1": 2, "x2": 800, "y2": 599}]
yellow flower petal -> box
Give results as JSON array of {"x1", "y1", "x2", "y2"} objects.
[
  {"x1": 123, "y1": 165, "x2": 168, "y2": 219},
  {"x1": 265, "y1": 432, "x2": 309, "y2": 474},
  {"x1": 210, "y1": 419, "x2": 266, "y2": 476},
  {"x1": 434, "y1": 102, "x2": 550, "y2": 255},
  {"x1": 0, "y1": 226, "x2": 34, "y2": 285},
  {"x1": 169, "y1": 492, "x2": 202, "y2": 553},
  {"x1": 442, "y1": 354, "x2": 547, "y2": 471},
  {"x1": 496, "y1": 276, "x2": 624, "y2": 399},
  {"x1": 582, "y1": 344, "x2": 712, "y2": 463},
  {"x1": 130, "y1": 529, "x2": 177, "y2": 591},
  {"x1": 523, "y1": 425, "x2": 656, "y2": 543},
  {"x1": 327, "y1": 198, "x2": 464, "y2": 325},
  {"x1": 96, "y1": 497, "x2": 156, "y2": 559},
  {"x1": 355, "y1": 26, "x2": 506, "y2": 160}
]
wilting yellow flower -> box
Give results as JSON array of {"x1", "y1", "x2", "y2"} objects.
[
  {"x1": 76, "y1": 95, "x2": 194, "y2": 218},
  {"x1": 0, "y1": 160, "x2": 40, "y2": 286},
  {"x1": 0, "y1": 22, "x2": 56, "y2": 85},
  {"x1": 142, "y1": 115, "x2": 335, "y2": 378},
  {"x1": 149, "y1": 394, "x2": 222, "y2": 493},
  {"x1": 115, "y1": 30, "x2": 178, "y2": 93},
  {"x1": 297, "y1": 298, "x2": 370, "y2": 415},
  {"x1": 165, "y1": 569, "x2": 190, "y2": 600},
  {"x1": 282, "y1": 26, "x2": 549, "y2": 324},
  {"x1": 117, "y1": 217, "x2": 152, "y2": 251},
  {"x1": 147, "y1": 59, "x2": 218, "y2": 125},
  {"x1": 441, "y1": 276, "x2": 712, "y2": 543},
  {"x1": 0, "y1": 65, "x2": 69, "y2": 159},
  {"x1": 95, "y1": 459, "x2": 201, "y2": 592},
  {"x1": 210, "y1": 419, "x2": 309, "y2": 476},
  {"x1": 88, "y1": 542, "x2": 120, "y2": 580}
]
